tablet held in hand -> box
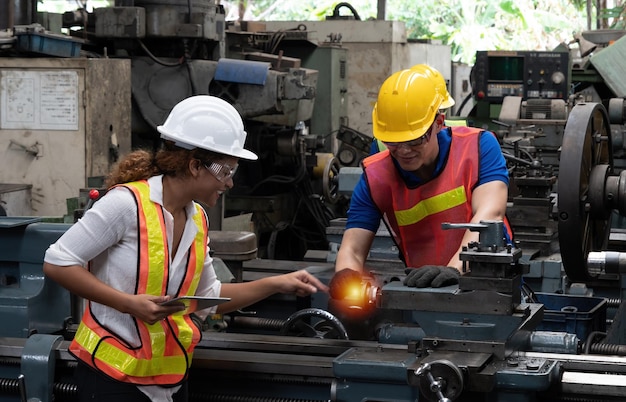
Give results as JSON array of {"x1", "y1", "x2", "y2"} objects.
[{"x1": 160, "y1": 296, "x2": 231, "y2": 313}]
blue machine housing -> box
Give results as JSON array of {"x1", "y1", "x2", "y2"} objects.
[{"x1": 0, "y1": 217, "x2": 72, "y2": 337}]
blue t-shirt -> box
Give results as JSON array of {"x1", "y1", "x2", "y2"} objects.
[{"x1": 348, "y1": 127, "x2": 509, "y2": 232}]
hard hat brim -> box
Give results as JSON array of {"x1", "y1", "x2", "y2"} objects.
[
  {"x1": 158, "y1": 129, "x2": 259, "y2": 160},
  {"x1": 441, "y1": 98, "x2": 455, "y2": 108},
  {"x1": 372, "y1": 127, "x2": 429, "y2": 143}
]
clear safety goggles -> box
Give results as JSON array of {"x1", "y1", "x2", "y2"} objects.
[{"x1": 203, "y1": 161, "x2": 238, "y2": 182}]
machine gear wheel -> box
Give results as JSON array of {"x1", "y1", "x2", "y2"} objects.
[
  {"x1": 280, "y1": 308, "x2": 349, "y2": 339},
  {"x1": 558, "y1": 102, "x2": 613, "y2": 282}
]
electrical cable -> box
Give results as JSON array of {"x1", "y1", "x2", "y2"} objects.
[
  {"x1": 455, "y1": 92, "x2": 474, "y2": 117},
  {"x1": 137, "y1": 39, "x2": 183, "y2": 67}
]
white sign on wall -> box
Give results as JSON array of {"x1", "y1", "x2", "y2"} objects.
[{"x1": 0, "y1": 69, "x2": 79, "y2": 130}]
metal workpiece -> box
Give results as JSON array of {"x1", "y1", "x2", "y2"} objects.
[
  {"x1": 588, "y1": 250, "x2": 626, "y2": 275},
  {"x1": 528, "y1": 331, "x2": 580, "y2": 354}
]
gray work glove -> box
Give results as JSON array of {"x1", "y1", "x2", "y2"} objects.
[{"x1": 403, "y1": 266, "x2": 460, "y2": 288}]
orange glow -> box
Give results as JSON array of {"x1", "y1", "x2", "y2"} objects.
[{"x1": 344, "y1": 282, "x2": 364, "y2": 301}]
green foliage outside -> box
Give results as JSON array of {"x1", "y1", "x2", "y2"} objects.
[{"x1": 226, "y1": 0, "x2": 625, "y2": 65}]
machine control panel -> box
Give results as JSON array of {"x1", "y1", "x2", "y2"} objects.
[{"x1": 472, "y1": 50, "x2": 570, "y2": 102}]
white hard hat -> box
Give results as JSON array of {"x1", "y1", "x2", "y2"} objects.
[{"x1": 157, "y1": 95, "x2": 258, "y2": 160}]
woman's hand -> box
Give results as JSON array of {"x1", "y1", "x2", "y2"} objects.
[
  {"x1": 218, "y1": 269, "x2": 328, "y2": 314},
  {"x1": 275, "y1": 269, "x2": 329, "y2": 297},
  {"x1": 124, "y1": 294, "x2": 186, "y2": 325}
]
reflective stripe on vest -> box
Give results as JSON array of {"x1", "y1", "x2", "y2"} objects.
[
  {"x1": 394, "y1": 186, "x2": 467, "y2": 226},
  {"x1": 69, "y1": 180, "x2": 207, "y2": 386},
  {"x1": 363, "y1": 127, "x2": 481, "y2": 267}
]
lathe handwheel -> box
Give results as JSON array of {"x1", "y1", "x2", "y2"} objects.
[
  {"x1": 558, "y1": 103, "x2": 613, "y2": 282},
  {"x1": 280, "y1": 308, "x2": 349, "y2": 339},
  {"x1": 322, "y1": 156, "x2": 341, "y2": 204},
  {"x1": 415, "y1": 360, "x2": 464, "y2": 402}
]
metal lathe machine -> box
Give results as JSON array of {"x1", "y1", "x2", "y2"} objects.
[{"x1": 2, "y1": 0, "x2": 626, "y2": 401}]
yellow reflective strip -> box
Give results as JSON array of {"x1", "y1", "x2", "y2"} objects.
[
  {"x1": 187, "y1": 205, "x2": 206, "y2": 296},
  {"x1": 133, "y1": 182, "x2": 166, "y2": 296},
  {"x1": 171, "y1": 205, "x2": 206, "y2": 350},
  {"x1": 75, "y1": 323, "x2": 189, "y2": 376},
  {"x1": 74, "y1": 322, "x2": 101, "y2": 354},
  {"x1": 173, "y1": 316, "x2": 194, "y2": 346},
  {"x1": 394, "y1": 186, "x2": 467, "y2": 226},
  {"x1": 146, "y1": 322, "x2": 166, "y2": 357},
  {"x1": 97, "y1": 343, "x2": 189, "y2": 376}
]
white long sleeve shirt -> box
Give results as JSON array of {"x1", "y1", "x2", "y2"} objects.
[{"x1": 44, "y1": 175, "x2": 222, "y2": 401}]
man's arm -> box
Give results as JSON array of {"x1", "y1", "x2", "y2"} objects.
[
  {"x1": 334, "y1": 227, "x2": 376, "y2": 273},
  {"x1": 446, "y1": 180, "x2": 509, "y2": 270}
]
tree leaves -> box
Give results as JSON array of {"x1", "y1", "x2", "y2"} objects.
[{"x1": 223, "y1": 0, "x2": 622, "y2": 64}]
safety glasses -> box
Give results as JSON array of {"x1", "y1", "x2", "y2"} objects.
[
  {"x1": 383, "y1": 116, "x2": 437, "y2": 149},
  {"x1": 383, "y1": 130, "x2": 432, "y2": 149},
  {"x1": 203, "y1": 161, "x2": 238, "y2": 182}
]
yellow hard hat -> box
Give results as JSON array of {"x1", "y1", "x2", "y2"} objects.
[
  {"x1": 410, "y1": 64, "x2": 455, "y2": 109},
  {"x1": 372, "y1": 69, "x2": 444, "y2": 143}
]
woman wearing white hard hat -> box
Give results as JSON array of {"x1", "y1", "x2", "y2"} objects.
[{"x1": 43, "y1": 95, "x2": 328, "y2": 402}]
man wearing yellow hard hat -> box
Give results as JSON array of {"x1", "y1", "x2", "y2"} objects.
[
  {"x1": 371, "y1": 64, "x2": 464, "y2": 153},
  {"x1": 330, "y1": 64, "x2": 511, "y2": 292}
]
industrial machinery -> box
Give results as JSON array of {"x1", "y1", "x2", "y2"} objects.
[
  {"x1": 0, "y1": 0, "x2": 352, "y2": 260},
  {"x1": 1, "y1": 100, "x2": 626, "y2": 402},
  {"x1": 3, "y1": 1, "x2": 626, "y2": 401},
  {"x1": 458, "y1": 34, "x2": 626, "y2": 301}
]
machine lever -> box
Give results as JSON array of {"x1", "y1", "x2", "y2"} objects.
[
  {"x1": 442, "y1": 220, "x2": 506, "y2": 251},
  {"x1": 17, "y1": 374, "x2": 41, "y2": 402},
  {"x1": 17, "y1": 374, "x2": 30, "y2": 402},
  {"x1": 415, "y1": 363, "x2": 453, "y2": 402},
  {"x1": 84, "y1": 189, "x2": 100, "y2": 211}
]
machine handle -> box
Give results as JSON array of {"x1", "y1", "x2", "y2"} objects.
[
  {"x1": 18, "y1": 374, "x2": 27, "y2": 402},
  {"x1": 415, "y1": 363, "x2": 453, "y2": 402},
  {"x1": 413, "y1": 360, "x2": 464, "y2": 402},
  {"x1": 84, "y1": 189, "x2": 100, "y2": 211},
  {"x1": 17, "y1": 374, "x2": 41, "y2": 402}
]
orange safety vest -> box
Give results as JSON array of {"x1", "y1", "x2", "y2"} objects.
[
  {"x1": 364, "y1": 127, "x2": 483, "y2": 268},
  {"x1": 69, "y1": 180, "x2": 208, "y2": 386}
]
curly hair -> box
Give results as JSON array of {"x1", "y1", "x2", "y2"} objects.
[{"x1": 105, "y1": 141, "x2": 223, "y2": 188}]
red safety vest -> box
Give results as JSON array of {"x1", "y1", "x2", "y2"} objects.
[
  {"x1": 364, "y1": 127, "x2": 484, "y2": 267},
  {"x1": 69, "y1": 180, "x2": 207, "y2": 386}
]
